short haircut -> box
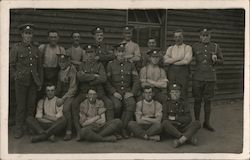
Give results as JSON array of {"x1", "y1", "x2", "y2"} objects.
[
  {"x1": 142, "y1": 85, "x2": 153, "y2": 92},
  {"x1": 71, "y1": 31, "x2": 81, "y2": 37},
  {"x1": 48, "y1": 29, "x2": 59, "y2": 36},
  {"x1": 87, "y1": 88, "x2": 97, "y2": 93},
  {"x1": 148, "y1": 37, "x2": 156, "y2": 41},
  {"x1": 174, "y1": 29, "x2": 183, "y2": 34},
  {"x1": 44, "y1": 82, "x2": 56, "y2": 92}
]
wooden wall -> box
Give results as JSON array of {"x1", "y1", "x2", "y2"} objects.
[
  {"x1": 165, "y1": 9, "x2": 245, "y2": 101},
  {"x1": 9, "y1": 9, "x2": 245, "y2": 102}
]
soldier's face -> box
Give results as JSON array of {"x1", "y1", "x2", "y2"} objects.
[
  {"x1": 46, "y1": 86, "x2": 56, "y2": 99},
  {"x1": 123, "y1": 32, "x2": 132, "y2": 41},
  {"x1": 170, "y1": 90, "x2": 181, "y2": 100},
  {"x1": 150, "y1": 56, "x2": 160, "y2": 65},
  {"x1": 94, "y1": 32, "x2": 104, "y2": 43},
  {"x1": 86, "y1": 51, "x2": 96, "y2": 61},
  {"x1": 174, "y1": 32, "x2": 183, "y2": 45},
  {"x1": 72, "y1": 33, "x2": 80, "y2": 45},
  {"x1": 115, "y1": 50, "x2": 126, "y2": 61},
  {"x1": 48, "y1": 32, "x2": 59, "y2": 46},
  {"x1": 21, "y1": 31, "x2": 33, "y2": 43},
  {"x1": 148, "y1": 39, "x2": 157, "y2": 49},
  {"x1": 59, "y1": 59, "x2": 70, "y2": 70},
  {"x1": 87, "y1": 90, "x2": 97, "y2": 103},
  {"x1": 200, "y1": 34, "x2": 211, "y2": 43},
  {"x1": 143, "y1": 88, "x2": 153, "y2": 102}
]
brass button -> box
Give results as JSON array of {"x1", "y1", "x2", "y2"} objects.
[{"x1": 30, "y1": 64, "x2": 33, "y2": 66}]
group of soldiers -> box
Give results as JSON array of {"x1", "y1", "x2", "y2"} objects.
[{"x1": 9, "y1": 22, "x2": 223, "y2": 148}]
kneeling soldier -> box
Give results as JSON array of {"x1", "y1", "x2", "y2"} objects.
[
  {"x1": 128, "y1": 86, "x2": 162, "y2": 141},
  {"x1": 162, "y1": 83, "x2": 201, "y2": 148},
  {"x1": 77, "y1": 88, "x2": 123, "y2": 142},
  {"x1": 56, "y1": 53, "x2": 77, "y2": 141},
  {"x1": 26, "y1": 83, "x2": 66, "y2": 143}
]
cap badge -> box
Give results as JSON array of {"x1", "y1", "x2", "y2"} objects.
[
  {"x1": 97, "y1": 28, "x2": 100, "y2": 31},
  {"x1": 26, "y1": 26, "x2": 30, "y2": 29}
]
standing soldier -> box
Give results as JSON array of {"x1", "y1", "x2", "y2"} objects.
[
  {"x1": 9, "y1": 23, "x2": 43, "y2": 138},
  {"x1": 121, "y1": 26, "x2": 141, "y2": 69},
  {"x1": 105, "y1": 43, "x2": 140, "y2": 138},
  {"x1": 39, "y1": 30, "x2": 66, "y2": 85},
  {"x1": 56, "y1": 53, "x2": 78, "y2": 140},
  {"x1": 66, "y1": 31, "x2": 87, "y2": 70},
  {"x1": 128, "y1": 86, "x2": 162, "y2": 141},
  {"x1": 163, "y1": 29, "x2": 192, "y2": 101},
  {"x1": 71, "y1": 44, "x2": 114, "y2": 139},
  {"x1": 91, "y1": 26, "x2": 115, "y2": 68},
  {"x1": 162, "y1": 83, "x2": 201, "y2": 148},
  {"x1": 192, "y1": 28, "x2": 223, "y2": 132}
]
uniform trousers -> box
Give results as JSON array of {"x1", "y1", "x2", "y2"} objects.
[
  {"x1": 162, "y1": 120, "x2": 201, "y2": 139},
  {"x1": 62, "y1": 97, "x2": 74, "y2": 132},
  {"x1": 79, "y1": 119, "x2": 123, "y2": 141},
  {"x1": 128, "y1": 121, "x2": 162, "y2": 138},
  {"x1": 26, "y1": 116, "x2": 66, "y2": 136},
  {"x1": 15, "y1": 80, "x2": 37, "y2": 131},
  {"x1": 109, "y1": 96, "x2": 136, "y2": 129},
  {"x1": 72, "y1": 92, "x2": 114, "y2": 132}
]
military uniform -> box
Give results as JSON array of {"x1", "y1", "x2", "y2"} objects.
[
  {"x1": 56, "y1": 54, "x2": 78, "y2": 140},
  {"x1": 92, "y1": 27, "x2": 116, "y2": 68},
  {"x1": 105, "y1": 43, "x2": 140, "y2": 137},
  {"x1": 192, "y1": 28, "x2": 223, "y2": 131},
  {"x1": 9, "y1": 23, "x2": 43, "y2": 138},
  {"x1": 161, "y1": 83, "x2": 201, "y2": 148},
  {"x1": 71, "y1": 44, "x2": 114, "y2": 134}
]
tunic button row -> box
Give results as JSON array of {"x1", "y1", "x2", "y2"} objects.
[
  {"x1": 30, "y1": 58, "x2": 33, "y2": 60},
  {"x1": 121, "y1": 87, "x2": 124, "y2": 89},
  {"x1": 121, "y1": 63, "x2": 123, "y2": 66},
  {"x1": 121, "y1": 70, "x2": 123, "y2": 72},
  {"x1": 205, "y1": 50, "x2": 207, "y2": 52},
  {"x1": 29, "y1": 51, "x2": 32, "y2": 54},
  {"x1": 204, "y1": 55, "x2": 207, "y2": 57}
]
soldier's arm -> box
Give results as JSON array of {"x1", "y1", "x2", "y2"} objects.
[
  {"x1": 98, "y1": 46, "x2": 116, "y2": 62},
  {"x1": 9, "y1": 44, "x2": 18, "y2": 79},
  {"x1": 61, "y1": 67, "x2": 78, "y2": 100},
  {"x1": 176, "y1": 102, "x2": 192, "y2": 124},
  {"x1": 140, "y1": 67, "x2": 151, "y2": 87},
  {"x1": 55, "y1": 74, "x2": 62, "y2": 96},
  {"x1": 89, "y1": 63, "x2": 107, "y2": 85},
  {"x1": 174, "y1": 45, "x2": 193, "y2": 65},
  {"x1": 37, "y1": 49, "x2": 44, "y2": 86},
  {"x1": 95, "y1": 101, "x2": 106, "y2": 125},
  {"x1": 104, "y1": 63, "x2": 117, "y2": 95},
  {"x1": 131, "y1": 63, "x2": 140, "y2": 95},
  {"x1": 77, "y1": 63, "x2": 96, "y2": 82},
  {"x1": 147, "y1": 68, "x2": 168, "y2": 88},
  {"x1": 135, "y1": 102, "x2": 151, "y2": 125},
  {"x1": 154, "y1": 102, "x2": 163, "y2": 123},
  {"x1": 130, "y1": 44, "x2": 141, "y2": 62},
  {"x1": 164, "y1": 46, "x2": 180, "y2": 65},
  {"x1": 215, "y1": 43, "x2": 223, "y2": 65}
]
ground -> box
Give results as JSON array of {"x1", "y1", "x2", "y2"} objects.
[{"x1": 8, "y1": 100, "x2": 243, "y2": 154}]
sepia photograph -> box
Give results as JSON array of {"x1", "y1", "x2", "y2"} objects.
[{"x1": 1, "y1": 0, "x2": 249, "y2": 159}]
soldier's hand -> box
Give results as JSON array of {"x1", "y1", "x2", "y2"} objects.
[
  {"x1": 94, "y1": 74, "x2": 100, "y2": 78},
  {"x1": 124, "y1": 92, "x2": 134, "y2": 99},
  {"x1": 95, "y1": 56, "x2": 100, "y2": 61},
  {"x1": 56, "y1": 98, "x2": 64, "y2": 107},
  {"x1": 113, "y1": 92, "x2": 122, "y2": 100},
  {"x1": 77, "y1": 71, "x2": 85, "y2": 77},
  {"x1": 37, "y1": 86, "x2": 42, "y2": 91},
  {"x1": 212, "y1": 55, "x2": 218, "y2": 62}
]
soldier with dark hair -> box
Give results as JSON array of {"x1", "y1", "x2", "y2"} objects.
[
  {"x1": 192, "y1": 28, "x2": 223, "y2": 132},
  {"x1": 10, "y1": 23, "x2": 43, "y2": 138}
]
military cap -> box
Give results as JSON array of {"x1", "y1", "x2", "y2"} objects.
[
  {"x1": 200, "y1": 27, "x2": 212, "y2": 35},
  {"x1": 18, "y1": 23, "x2": 35, "y2": 32},
  {"x1": 147, "y1": 49, "x2": 162, "y2": 57},
  {"x1": 84, "y1": 44, "x2": 97, "y2": 52},
  {"x1": 123, "y1": 25, "x2": 134, "y2": 33},
  {"x1": 91, "y1": 26, "x2": 104, "y2": 35},
  {"x1": 113, "y1": 43, "x2": 126, "y2": 52},
  {"x1": 169, "y1": 83, "x2": 181, "y2": 91}
]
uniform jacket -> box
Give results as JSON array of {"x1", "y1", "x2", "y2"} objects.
[
  {"x1": 105, "y1": 59, "x2": 140, "y2": 95},
  {"x1": 56, "y1": 64, "x2": 78, "y2": 100},
  {"x1": 163, "y1": 98, "x2": 191, "y2": 125},
  {"x1": 95, "y1": 42, "x2": 115, "y2": 67},
  {"x1": 192, "y1": 42, "x2": 223, "y2": 81},
  {"x1": 9, "y1": 42, "x2": 43, "y2": 86},
  {"x1": 77, "y1": 60, "x2": 107, "y2": 95}
]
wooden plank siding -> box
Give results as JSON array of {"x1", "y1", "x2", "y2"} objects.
[
  {"x1": 9, "y1": 9, "x2": 245, "y2": 102},
  {"x1": 165, "y1": 9, "x2": 245, "y2": 101}
]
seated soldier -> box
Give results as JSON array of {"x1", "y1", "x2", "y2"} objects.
[
  {"x1": 140, "y1": 49, "x2": 168, "y2": 105},
  {"x1": 56, "y1": 53, "x2": 77, "y2": 141},
  {"x1": 26, "y1": 83, "x2": 66, "y2": 143},
  {"x1": 161, "y1": 83, "x2": 201, "y2": 148},
  {"x1": 128, "y1": 86, "x2": 162, "y2": 141},
  {"x1": 77, "y1": 88, "x2": 123, "y2": 142}
]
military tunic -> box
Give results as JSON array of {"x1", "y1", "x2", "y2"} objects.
[
  {"x1": 9, "y1": 42, "x2": 43, "y2": 132},
  {"x1": 95, "y1": 42, "x2": 115, "y2": 68}
]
